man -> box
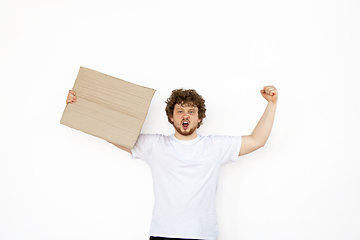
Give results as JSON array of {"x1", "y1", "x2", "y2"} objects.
[{"x1": 66, "y1": 85, "x2": 278, "y2": 240}]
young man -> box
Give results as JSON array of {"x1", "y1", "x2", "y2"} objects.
[{"x1": 66, "y1": 85, "x2": 278, "y2": 240}]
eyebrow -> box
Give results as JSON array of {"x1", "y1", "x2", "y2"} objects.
[{"x1": 175, "y1": 106, "x2": 197, "y2": 111}]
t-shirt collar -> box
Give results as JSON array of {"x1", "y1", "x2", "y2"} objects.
[{"x1": 170, "y1": 134, "x2": 201, "y2": 145}]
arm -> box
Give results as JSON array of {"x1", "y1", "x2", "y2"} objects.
[
  {"x1": 239, "y1": 85, "x2": 278, "y2": 156},
  {"x1": 66, "y1": 90, "x2": 132, "y2": 154},
  {"x1": 109, "y1": 142, "x2": 132, "y2": 153}
]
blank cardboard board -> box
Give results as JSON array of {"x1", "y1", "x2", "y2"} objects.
[{"x1": 60, "y1": 67, "x2": 156, "y2": 149}]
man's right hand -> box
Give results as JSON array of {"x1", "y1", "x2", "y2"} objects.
[{"x1": 66, "y1": 90, "x2": 77, "y2": 104}]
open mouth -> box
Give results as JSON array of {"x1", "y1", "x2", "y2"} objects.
[{"x1": 182, "y1": 121, "x2": 189, "y2": 130}]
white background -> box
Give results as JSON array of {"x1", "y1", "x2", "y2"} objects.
[{"x1": 1, "y1": 0, "x2": 359, "y2": 239}]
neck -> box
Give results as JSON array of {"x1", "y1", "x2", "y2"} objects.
[{"x1": 174, "y1": 130, "x2": 198, "y2": 141}]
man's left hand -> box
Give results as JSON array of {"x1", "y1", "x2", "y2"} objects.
[{"x1": 261, "y1": 85, "x2": 278, "y2": 103}]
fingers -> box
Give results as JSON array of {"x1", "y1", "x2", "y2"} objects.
[
  {"x1": 261, "y1": 85, "x2": 277, "y2": 96},
  {"x1": 66, "y1": 90, "x2": 77, "y2": 104}
]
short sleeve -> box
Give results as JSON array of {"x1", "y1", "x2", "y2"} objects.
[
  {"x1": 211, "y1": 135, "x2": 242, "y2": 166},
  {"x1": 131, "y1": 134, "x2": 160, "y2": 163}
]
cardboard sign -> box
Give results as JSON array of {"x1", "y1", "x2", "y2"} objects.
[{"x1": 60, "y1": 67, "x2": 156, "y2": 149}]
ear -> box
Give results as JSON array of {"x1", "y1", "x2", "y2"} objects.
[{"x1": 198, "y1": 118, "x2": 201, "y2": 123}]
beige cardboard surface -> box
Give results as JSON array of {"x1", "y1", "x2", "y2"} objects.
[{"x1": 60, "y1": 67, "x2": 156, "y2": 149}]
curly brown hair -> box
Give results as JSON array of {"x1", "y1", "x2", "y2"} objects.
[{"x1": 165, "y1": 89, "x2": 206, "y2": 128}]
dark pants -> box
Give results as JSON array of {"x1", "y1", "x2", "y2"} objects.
[{"x1": 150, "y1": 237, "x2": 203, "y2": 240}]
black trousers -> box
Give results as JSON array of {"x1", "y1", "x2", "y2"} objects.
[{"x1": 150, "y1": 237, "x2": 202, "y2": 240}]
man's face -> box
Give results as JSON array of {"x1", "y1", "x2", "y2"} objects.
[{"x1": 171, "y1": 103, "x2": 201, "y2": 138}]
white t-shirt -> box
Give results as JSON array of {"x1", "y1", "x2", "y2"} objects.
[{"x1": 131, "y1": 134, "x2": 242, "y2": 240}]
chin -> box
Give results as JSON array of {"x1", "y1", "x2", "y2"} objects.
[{"x1": 175, "y1": 125, "x2": 197, "y2": 136}]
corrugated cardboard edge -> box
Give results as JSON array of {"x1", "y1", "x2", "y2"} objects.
[{"x1": 60, "y1": 66, "x2": 156, "y2": 149}]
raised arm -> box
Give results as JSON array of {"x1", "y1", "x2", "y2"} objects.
[
  {"x1": 239, "y1": 85, "x2": 278, "y2": 156},
  {"x1": 108, "y1": 142, "x2": 132, "y2": 153},
  {"x1": 66, "y1": 90, "x2": 132, "y2": 153}
]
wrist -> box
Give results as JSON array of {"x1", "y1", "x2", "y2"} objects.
[{"x1": 267, "y1": 101, "x2": 278, "y2": 107}]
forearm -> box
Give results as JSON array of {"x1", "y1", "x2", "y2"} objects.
[
  {"x1": 251, "y1": 101, "x2": 277, "y2": 147},
  {"x1": 108, "y1": 141, "x2": 132, "y2": 153}
]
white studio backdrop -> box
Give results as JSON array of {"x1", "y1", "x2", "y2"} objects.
[{"x1": 1, "y1": 0, "x2": 359, "y2": 239}]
